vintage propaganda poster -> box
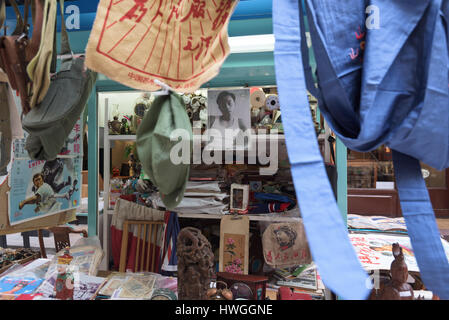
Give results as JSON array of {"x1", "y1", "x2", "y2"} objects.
[
  {"x1": 349, "y1": 232, "x2": 449, "y2": 272},
  {"x1": 8, "y1": 120, "x2": 83, "y2": 225}
]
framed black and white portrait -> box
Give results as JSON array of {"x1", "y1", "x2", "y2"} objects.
[{"x1": 206, "y1": 88, "x2": 251, "y2": 150}]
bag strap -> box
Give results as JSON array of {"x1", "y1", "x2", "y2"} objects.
[
  {"x1": 303, "y1": 0, "x2": 449, "y2": 299},
  {"x1": 327, "y1": 135, "x2": 336, "y2": 165},
  {"x1": 393, "y1": 151, "x2": 449, "y2": 298},
  {"x1": 0, "y1": 0, "x2": 32, "y2": 36},
  {"x1": 8, "y1": 0, "x2": 26, "y2": 35},
  {"x1": 25, "y1": 0, "x2": 57, "y2": 107},
  {"x1": 45, "y1": 0, "x2": 72, "y2": 72},
  {"x1": 50, "y1": 4, "x2": 57, "y2": 73},
  {"x1": 273, "y1": 0, "x2": 370, "y2": 300},
  {"x1": 26, "y1": 0, "x2": 44, "y2": 61},
  {"x1": 23, "y1": 0, "x2": 29, "y2": 31},
  {"x1": 57, "y1": 0, "x2": 72, "y2": 70},
  {"x1": 298, "y1": 0, "x2": 319, "y2": 100}
]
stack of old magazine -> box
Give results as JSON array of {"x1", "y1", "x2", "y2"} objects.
[
  {"x1": 96, "y1": 272, "x2": 169, "y2": 300},
  {"x1": 271, "y1": 263, "x2": 325, "y2": 299},
  {"x1": 155, "y1": 181, "x2": 229, "y2": 214},
  {"x1": 347, "y1": 214, "x2": 408, "y2": 233}
]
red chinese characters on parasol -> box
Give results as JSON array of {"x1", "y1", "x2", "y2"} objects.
[{"x1": 86, "y1": 0, "x2": 238, "y2": 92}]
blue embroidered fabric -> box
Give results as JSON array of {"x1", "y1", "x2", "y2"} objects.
[{"x1": 273, "y1": 0, "x2": 449, "y2": 299}]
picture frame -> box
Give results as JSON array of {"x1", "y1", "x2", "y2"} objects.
[
  {"x1": 206, "y1": 88, "x2": 251, "y2": 151},
  {"x1": 230, "y1": 184, "x2": 249, "y2": 214},
  {"x1": 219, "y1": 215, "x2": 250, "y2": 275}
]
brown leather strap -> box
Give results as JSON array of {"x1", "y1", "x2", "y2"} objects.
[
  {"x1": 23, "y1": 0, "x2": 29, "y2": 29},
  {"x1": 0, "y1": 0, "x2": 47, "y2": 115},
  {"x1": 26, "y1": 0, "x2": 44, "y2": 62},
  {"x1": 15, "y1": 36, "x2": 31, "y2": 113},
  {"x1": 8, "y1": 0, "x2": 25, "y2": 35}
]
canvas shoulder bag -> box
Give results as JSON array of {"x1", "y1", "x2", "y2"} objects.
[
  {"x1": 262, "y1": 221, "x2": 311, "y2": 268},
  {"x1": 22, "y1": 0, "x2": 97, "y2": 160}
]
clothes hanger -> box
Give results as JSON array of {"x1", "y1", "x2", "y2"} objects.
[{"x1": 152, "y1": 79, "x2": 175, "y2": 96}]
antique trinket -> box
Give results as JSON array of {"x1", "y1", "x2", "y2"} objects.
[
  {"x1": 54, "y1": 247, "x2": 74, "y2": 300},
  {"x1": 177, "y1": 227, "x2": 215, "y2": 300}
]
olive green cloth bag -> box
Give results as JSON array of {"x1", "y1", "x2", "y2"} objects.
[
  {"x1": 22, "y1": 0, "x2": 97, "y2": 160},
  {"x1": 136, "y1": 92, "x2": 192, "y2": 210}
]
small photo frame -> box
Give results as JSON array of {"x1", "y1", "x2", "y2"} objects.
[{"x1": 230, "y1": 184, "x2": 249, "y2": 214}]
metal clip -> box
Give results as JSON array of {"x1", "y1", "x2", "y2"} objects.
[
  {"x1": 16, "y1": 33, "x2": 27, "y2": 42},
  {"x1": 152, "y1": 79, "x2": 175, "y2": 96}
]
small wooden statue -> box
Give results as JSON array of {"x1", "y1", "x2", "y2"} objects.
[
  {"x1": 377, "y1": 243, "x2": 414, "y2": 300},
  {"x1": 177, "y1": 227, "x2": 215, "y2": 300}
]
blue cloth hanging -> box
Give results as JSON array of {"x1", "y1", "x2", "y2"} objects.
[
  {"x1": 273, "y1": 0, "x2": 449, "y2": 299},
  {"x1": 160, "y1": 212, "x2": 180, "y2": 276}
]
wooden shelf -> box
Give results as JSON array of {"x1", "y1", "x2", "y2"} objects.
[
  {"x1": 108, "y1": 135, "x2": 136, "y2": 140},
  {"x1": 107, "y1": 134, "x2": 286, "y2": 141},
  {"x1": 105, "y1": 208, "x2": 300, "y2": 222},
  {"x1": 178, "y1": 212, "x2": 300, "y2": 222}
]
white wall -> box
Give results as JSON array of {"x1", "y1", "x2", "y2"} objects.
[
  {"x1": 97, "y1": 89, "x2": 208, "y2": 128},
  {"x1": 97, "y1": 91, "x2": 144, "y2": 128}
]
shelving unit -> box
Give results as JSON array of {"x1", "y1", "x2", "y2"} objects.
[
  {"x1": 101, "y1": 96, "x2": 304, "y2": 270},
  {"x1": 102, "y1": 98, "x2": 111, "y2": 270},
  {"x1": 104, "y1": 208, "x2": 300, "y2": 222}
]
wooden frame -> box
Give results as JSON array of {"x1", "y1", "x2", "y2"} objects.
[
  {"x1": 230, "y1": 184, "x2": 250, "y2": 214},
  {"x1": 119, "y1": 220, "x2": 164, "y2": 273},
  {"x1": 38, "y1": 226, "x2": 88, "y2": 258}
]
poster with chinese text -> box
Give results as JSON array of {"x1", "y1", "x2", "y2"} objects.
[
  {"x1": 349, "y1": 232, "x2": 449, "y2": 272},
  {"x1": 8, "y1": 120, "x2": 83, "y2": 225}
]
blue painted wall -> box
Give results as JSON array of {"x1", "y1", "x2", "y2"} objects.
[
  {"x1": 4, "y1": 0, "x2": 272, "y2": 31},
  {"x1": 3, "y1": 0, "x2": 274, "y2": 90}
]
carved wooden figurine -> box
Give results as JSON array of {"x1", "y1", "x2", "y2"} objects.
[
  {"x1": 377, "y1": 243, "x2": 414, "y2": 300},
  {"x1": 177, "y1": 227, "x2": 215, "y2": 300}
]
